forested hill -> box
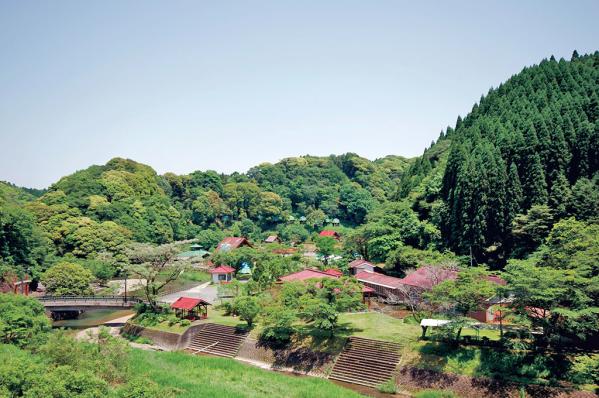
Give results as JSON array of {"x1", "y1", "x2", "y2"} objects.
[
  {"x1": 1, "y1": 51, "x2": 598, "y2": 277},
  {"x1": 393, "y1": 51, "x2": 599, "y2": 267}
]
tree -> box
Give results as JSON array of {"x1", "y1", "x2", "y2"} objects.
[
  {"x1": 568, "y1": 178, "x2": 599, "y2": 221},
  {"x1": 233, "y1": 295, "x2": 260, "y2": 327},
  {"x1": 314, "y1": 236, "x2": 336, "y2": 264},
  {"x1": 503, "y1": 219, "x2": 599, "y2": 345},
  {"x1": 126, "y1": 243, "x2": 188, "y2": 311},
  {"x1": 260, "y1": 305, "x2": 297, "y2": 344},
  {"x1": 511, "y1": 204, "x2": 554, "y2": 256},
  {"x1": 0, "y1": 293, "x2": 51, "y2": 347},
  {"x1": 426, "y1": 267, "x2": 497, "y2": 338},
  {"x1": 42, "y1": 262, "x2": 94, "y2": 296}
]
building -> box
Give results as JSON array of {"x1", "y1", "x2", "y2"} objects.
[
  {"x1": 348, "y1": 259, "x2": 376, "y2": 275},
  {"x1": 177, "y1": 244, "x2": 211, "y2": 261},
  {"x1": 209, "y1": 265, "x2": 236, "y2": 283},
  {"x1": 323, "y1": 268, "x2": 343, "y2": 277},
  {"x1": 171, "y1": 297, "x2": 211, "y2": 320},
  {"x1": 354, "y1": 271, "x2": 405, "y2": 298},
  {"x1": 278, "y1": 269, "x2": 338, "y2": 282},
  {"x1": 319, "y1": 230, "x2": 341, "y2": 240},
  {"x1": 215, "y1": 237, "x2": 252, "y2": 252},
  {"x1": 264, "y1": 235, "x2": 281, "y2": 244}
]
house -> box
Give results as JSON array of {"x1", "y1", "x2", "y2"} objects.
[
  {"x1": 177, "y1": 244, "x2": 211, "y2": 260},
  {"x1": 398, "y1": 266, "x2": 459, "y2": 290},
  {"x1": 319, "y1": 230, "x2": 341, "y2": 240},
  {"x1": 209, "y1": 265, "x2": 236, "y2": 283},
  {"x1": 355, "y1": 271, "x2": 405, "y2": 298},
  {"x1": 171, "y1": 297, "x2": 211, "y2": 320},
  {"x1": 278, "y1": 269, "x2": 338, "y2": 282},
  {"x1": 215, "y1": 237, "x2": 252, "y2": 252},
  {"x1": 264, "y1": 235, "x2": 281, "y2": 244},
  {"x1": 277, "y1": 268, "x2": 374, "y2": 305},
  {"x1": 348, "y1": 259, "x2": 376, "y2": 275}
]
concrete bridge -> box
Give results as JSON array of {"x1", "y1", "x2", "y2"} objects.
[{"x1": 38, "y1": 296, "x2": 142, "y2": 311}]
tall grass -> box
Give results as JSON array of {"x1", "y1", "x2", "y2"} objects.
[{"x1": 129, "y1": 349, "x2": 361, "y2": 398}]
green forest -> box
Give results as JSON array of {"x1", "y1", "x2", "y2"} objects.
[
  {"x1": 3, "y1": 52, "x2": 597, "y2": 276},
  {"x1": 1, "y1": 51, "x2": 598, "y2": 396}
]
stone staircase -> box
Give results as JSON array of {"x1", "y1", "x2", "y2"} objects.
[
  {"x1": 329, "y1": 336, "x2": 402, "y2": 388},
  {"x1": 185, "y1": 323, "x2": 249, "y2": 358}
]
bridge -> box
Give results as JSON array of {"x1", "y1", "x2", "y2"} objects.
[{"x1": 38, "y1": 296, "x2": 143, "y2": 311}]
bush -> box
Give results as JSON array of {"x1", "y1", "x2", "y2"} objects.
[
  {"x1": 376, "y1": 379, "x2": 397, "y2": 394},
  {"x1": 415, "y1": 390, "x2": 458, "y2": 398},
  {"x1": 0, "y1": 293, "x2": 51, "y2": 348},
  {"x1": 567, "y1": 354, "x2": 599, "y2": 385}
]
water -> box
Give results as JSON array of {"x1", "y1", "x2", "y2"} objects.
[{"x1": 52, "y1": 309, "x2": 134, "y2": 329}]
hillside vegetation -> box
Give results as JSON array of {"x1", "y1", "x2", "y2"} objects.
[{"x1": 1, "y1": 51, "x2": 598, "y2": 285}]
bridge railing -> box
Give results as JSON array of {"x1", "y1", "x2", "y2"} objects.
[{"x1": 38, "y1": 295, "x2": 144, "y2": 304}]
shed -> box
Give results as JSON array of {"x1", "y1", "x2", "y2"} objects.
[
  {"x1": 171, "y1": 297, "x2": 211, "y2": 320},
  {"x1": 209, "y1": 265, "x2": 236, "y2": 283},
  {"x1": 215, "y1": 237, "x2": 252, "y2": 252},
  {"x1": 264, "y1": 235, "x2": 281, "y2": 244}
]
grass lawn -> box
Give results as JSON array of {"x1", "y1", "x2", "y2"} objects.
[
  {"x1": 338, "y1": 312, "x2": 421, "y2": 345},
  {"x1": 129, "y1": 349, "x2": 361, "y2": 398}
]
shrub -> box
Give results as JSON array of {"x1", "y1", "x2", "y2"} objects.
[
  {"x1": 0, "y1": 293, "x2": 51, "y2": 348},
  {"x1": 567, "y1": 354, "x2": 599, "y2": 385},
  {"x1": 376, "y1": 379, "x2": 397, "y2": 394},
  {"x1": 42, "y1": 262, "x2": 94, "y2": 296},
  {"x1": 415, "y1": 390, "x2": 458, "y2": 398}
]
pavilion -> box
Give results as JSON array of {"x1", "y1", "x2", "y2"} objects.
[{"x1": 170, "y1": 297, "x2": 211, "y2": 320}]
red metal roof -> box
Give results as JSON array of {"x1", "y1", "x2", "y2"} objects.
[
  {"x1": 319, "y1": 230, "x2": 340, "y2": 237},
  {"x1": 170, "y1": 297, "x2": 211, "y2": 310},
  {"x1": 355, "y1": 271, "x2": 405, "y2": 289},
  {"x1": 324, "y1": 268, "x2": 343, "y2": 277},
  {"x1": 278, "y1": 269, "x2": 338, "y2": 282},
  {"x1": 348, "y1": 259, "x2": 374, "y2": 269},
  {"x1": 209, "y1": 265, "x2": 236, "y2": 274},
  {"x1": 264, "y1": 235, "x2": 279, "y2": 243},
  {"x1": 216, "y1": 237, "x2": 251, "y2": 251}
]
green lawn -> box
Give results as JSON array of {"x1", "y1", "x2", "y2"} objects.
[
  {"x1": 338, "y1": 312, "x2": 421, "y2": 345},
  {"x1": 129, "y1": 349, "x2": 361, "y2": 398}
]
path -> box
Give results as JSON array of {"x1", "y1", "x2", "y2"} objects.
[{"x1": 159, "y1": 282, "x2": 218, "y2": 304}]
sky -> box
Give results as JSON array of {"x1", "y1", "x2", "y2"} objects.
[{"x1": 1, "y1": 1, "x2": 598, "y2": 188}]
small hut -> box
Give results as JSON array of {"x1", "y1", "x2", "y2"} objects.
[
  {"x1": 170, "y1": 297, "x2": 211, "y2": 320},
  {"x1": 264, "y1": 235, "x2": 281, "y2": 244},
  {"x1": 209, "y1": 265, "x2": 236, "y2": 283}
]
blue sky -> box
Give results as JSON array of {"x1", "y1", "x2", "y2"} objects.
[{"x1": 1, "y1": 1, "x2": 598, "y2": 188}]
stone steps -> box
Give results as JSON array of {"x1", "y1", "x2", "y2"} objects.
[
  {"x1": 329, "y1": 337, "x2": 402, "y2": 388},
  {"x1": 185, "y1": 323, "x2": 248, "y2": 358}
]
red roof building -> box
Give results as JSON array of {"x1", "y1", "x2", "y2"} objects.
[
  {"x1": 399, "y1": 266, "x2": 459, "y2": 290},
  {"x1": 324, "y1": 268, "x2": 343, "y2": 277},
  {"x1": 264, "y1": 235, "x2": 281, "y2": 243},
  {"x1": 348, "y1": 259, "x2": 376, "y2": 275},
  {"x1": 319, "y1": 230, "x2": 341, "y2": 239},
  {"x1": 278, "y1": 269, "x2": 338, "y2": 282},
  {"x1": 215, "y1": 237, "x2": 252, "y2": 252},
  {"x1": 209, "y1": 265, "x2": 236, "y2": 283},
  {"x1": 170, "y1": 297, "x2": 211, "y2": 320}
]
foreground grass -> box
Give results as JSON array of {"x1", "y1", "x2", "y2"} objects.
[{"x1": 129, "y1": 349, "x2": 361, "y2": 398}]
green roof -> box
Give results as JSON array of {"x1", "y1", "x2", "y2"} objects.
[{"x1": 177, "y1": 250, "x2": 210, "y2": 258}]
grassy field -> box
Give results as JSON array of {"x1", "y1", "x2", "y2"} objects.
[{"x1": 129, "y1": 349, "x2": 361, "y2": 398}]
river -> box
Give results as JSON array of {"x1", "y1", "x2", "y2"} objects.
[{"x1": 52, "y1": 309, "x2": 134, "y2": 329}]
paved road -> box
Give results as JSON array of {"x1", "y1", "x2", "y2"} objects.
[{"x1": 160, "y1": 282, "x2": 218, "y2": 304}]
